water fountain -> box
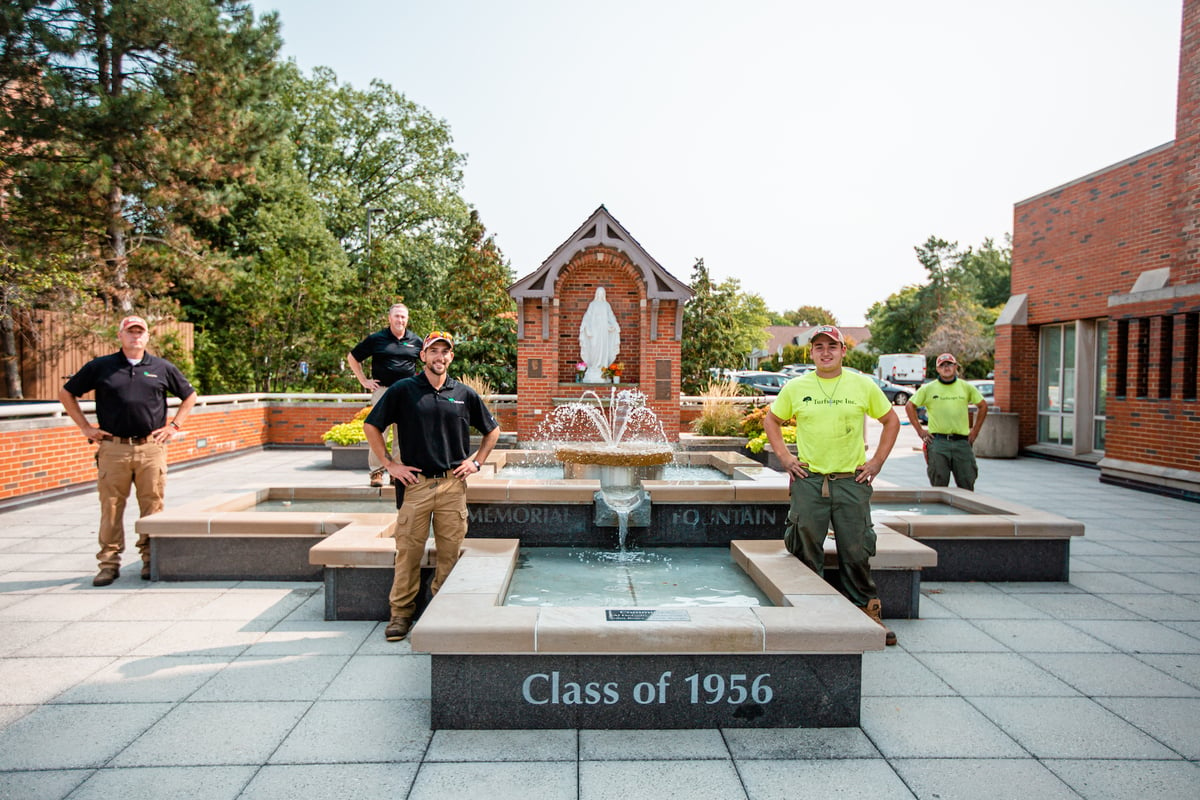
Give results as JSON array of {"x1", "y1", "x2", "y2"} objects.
[{"x1": 537, "y1": 388, "x2": 673, "y2": 550}]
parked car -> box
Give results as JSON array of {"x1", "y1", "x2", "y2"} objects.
[
  {"x1": 866, "y1": 375, "x2": 913, "y2": 405},
  {"x1": 969, "y1": 379, "x2": 996, "y2": 407},
  {"x1": 779, "y1": 363, "x2": 815, "y2": 377},
  {"x1": 731, "y1": 371, "x2": 791, "y2": 395}
]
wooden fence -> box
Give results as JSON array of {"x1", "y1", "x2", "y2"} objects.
[{"x1": 12, "y1": 310, "x2": 194, "y2": 401}]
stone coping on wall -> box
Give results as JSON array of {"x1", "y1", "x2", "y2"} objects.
[{"x1": 407, "y1": 539, "x2": 887, "y2": 656}]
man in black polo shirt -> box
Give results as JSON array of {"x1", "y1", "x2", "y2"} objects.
[
  {"x1": 59, "y1": 316, "x2": 197, "y2": 586},
  {"x1": 347, "y1": 303, "x2": 424, "y2": 486},
  {"x1": 364, "y1": 331, "x2": 500, "y2": 642}
]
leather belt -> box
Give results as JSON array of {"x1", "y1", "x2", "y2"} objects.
[
  {"x1": 112, "y1": 436, "x2": 151, "y2": 445},
  {"x1": 931, "y1": 433, "x2": 968, "y2": 441},
  {"x1": 423, "y1": 470, "x2": 450, "y2": 480}
]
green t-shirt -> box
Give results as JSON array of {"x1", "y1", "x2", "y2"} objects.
[
  {"x1": 911, "y1": 378, "x2": 984, "y2": 435},
  {"x1": 770, "y1": 370, "x2": 893, "y2": 474}
]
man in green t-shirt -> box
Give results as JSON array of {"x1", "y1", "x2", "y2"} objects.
[
  {"x1": 764, "y1": 325, "x2": 900, "y2": 645},
  {"x1": 906, "y1": 353, "x2": 988, "y2": 491}
]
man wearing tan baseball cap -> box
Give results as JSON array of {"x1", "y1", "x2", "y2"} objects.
[{"x1": 59, "y1": 316, "x2": 197, "y2": 586}]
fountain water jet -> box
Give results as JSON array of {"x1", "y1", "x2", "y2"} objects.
[{"x1": 536, "y1": 388, "x2": 672, "y2": 552}]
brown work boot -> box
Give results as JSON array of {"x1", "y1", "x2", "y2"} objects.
[
  {"x1": 92, "y1": 566, "x2": 120, "y2": 587},
  {"x1": 863, "y1": 599, "x2": 897, "y2": 646},
  {"x1": 141, "y1": 562, "x2": 152, "y2": 581},
  {"x1": 384, "y1": 617, "x2": 411, "y2": 642}
]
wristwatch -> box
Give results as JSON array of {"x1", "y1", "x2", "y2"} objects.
[{"x1": 472, "y1": 460, "x2": 481, "y2": 471}]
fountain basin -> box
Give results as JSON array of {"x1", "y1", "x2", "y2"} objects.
[{"x1": 410, "y1": 538, "x2": 885, "y2": 729}]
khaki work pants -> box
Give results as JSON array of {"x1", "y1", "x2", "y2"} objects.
[
  {"x1": 95, "y1": 439, "x2": 168, "y2": 569},
  {"x1": 388, "y1": 475, "x2": 468, "y2": 621}
]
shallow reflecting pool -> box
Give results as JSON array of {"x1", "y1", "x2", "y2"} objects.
[{"x1": 504, "y1": 546, "x2": 770, "y2": 608}]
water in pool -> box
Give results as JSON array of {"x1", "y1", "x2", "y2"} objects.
[
  {"x1": 498, "y1": 464, "x2": 734, "y2": 481},
  {"x1": 871, "y1": 502, "x2": 972, "y2": 516},
  {"x1": 504, "y1": 546, "x2": 770, "y2": 608}
]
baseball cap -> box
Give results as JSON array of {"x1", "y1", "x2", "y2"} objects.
[
  {"x1": 118, "y1": 315, "x2": 149, "y2": 333},
  {"x1": 809, "y1": 325, "x2": 844, "y2": 345},
  {"x1": 422, "y1": 330, "x2": 454, "y2": 350},
  {"x1": 936, "y1": 353, "x2": 958, "y2": 366}
]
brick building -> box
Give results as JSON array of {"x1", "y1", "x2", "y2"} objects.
[
  {"x1": 999, "y1": 0, "x2": 1200, "y2": 498},
  {"x1": 508, "y1": 206, "x2": 693, "y2": 443}
]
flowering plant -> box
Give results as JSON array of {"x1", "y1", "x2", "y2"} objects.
[
  {"x1": 575, "y1": 361, "x2": 587, "y2": 372},
  {"x1": 601, "y1": 361, "x2": 624, "y2": 379}
]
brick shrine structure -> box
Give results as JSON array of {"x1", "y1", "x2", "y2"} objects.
[{"x1": 508, "y1": 206, "x2": 694, "y2": 443}]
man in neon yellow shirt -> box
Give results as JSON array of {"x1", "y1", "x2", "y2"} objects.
[
  {"x1": 906, "y1": 353, "x2": 988, "y2": 491},
  {"x1": 764, "y1": 325, "x2": 900, "y2": 645}
]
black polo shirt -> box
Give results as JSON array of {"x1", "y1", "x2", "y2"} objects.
[
  {"x1": 350, "y1": 328, "x2": 424, "y2": 386},
  {"x1": 366, "y1": 372, "x2": 497, "y2": 477},
  {"x1": 62, "y1": 352, "x2": 196, "y2": 438}
]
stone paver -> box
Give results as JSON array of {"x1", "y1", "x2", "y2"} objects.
[{"x1": 0, "y1": 429, "x2": 1196, "y2": 798}]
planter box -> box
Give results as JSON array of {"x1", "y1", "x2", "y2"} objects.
[{"x1": 329, "y1": 444, "x2": 369, "y2": 470}]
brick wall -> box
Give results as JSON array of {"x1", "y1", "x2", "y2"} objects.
[
  {"x1": 0, "y1": 399, "x2": 518, "y2": 503},
  {"x1": 1012, "y1": 146, "x2": 1179, "y2": 326}
]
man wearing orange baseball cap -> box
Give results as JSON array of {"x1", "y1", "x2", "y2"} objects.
[
  {"x1": 58, "y1": 315, "x2": 197, "y2": 586},
  {"x1": 363, "y1": 330, "x2": 500, "y2": 642},
  {"x1": 906, "y1": 353, "x2": 988, "y2": 490}
]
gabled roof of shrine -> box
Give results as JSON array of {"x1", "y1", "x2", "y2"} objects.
[{"x1": 508, "y1": 205, "x2": 694, "y2": 302}]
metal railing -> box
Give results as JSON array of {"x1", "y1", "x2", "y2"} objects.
[{"x1": 0, "y1": 392, "x2": 523, "y2": 421}]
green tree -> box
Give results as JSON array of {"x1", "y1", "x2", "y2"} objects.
[
  {"x1": 182, "y1": 137, "x2": 350, "y2": 392},
  {"x1": 866, "y1": 234, "x2": 1010, "y2": 377},
  {"x1": 437, "y1": 210, "x2": 517, "y2": 392},
  {"x1": 954, "y1": 236, "x2": 1012, "y2": 309},
  {"x1": 1, "y1": 0, "x2": 284, "y2": 313},
  {"x1": 865, "y1": 284, "x2": 929, "y2": 355},
  {"x1": 283, "y1": 65, "x2": 470, "y2": 324},
  {"x1": 781, "y1": 305, "x2": 838, "y2": 326},
  {"x1": 681, "y1": 259, "x2": 771, "y2": 394}
]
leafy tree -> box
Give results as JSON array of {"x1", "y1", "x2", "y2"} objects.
[
  {"x1": 781, "y1": 305, "x2": 838, "y2": 326},
  {"x1": 1, "y1": 0, "x2": 284, "y2": 313},
  {"x1": 282, "y1": 65, "x2": 470, "y2": 326},
  {"x1": 866, "y1": 234, "x2": 1010, "y2": 377},
  {"x1": 865, "y1": 284, "x2": 928, "y2": 355},
  {"x1": 437, "y1": 210, "x2": 516, "y2": 392},
  {"x1": 183, "y1": 137, "x2": 350, "y2": 392},
  {"x1": 955, "y1": 236, "x2": 1011, "y2": 309},
  {"x1": 681, "y1": 258, "x2": 771, "y2": 394}
]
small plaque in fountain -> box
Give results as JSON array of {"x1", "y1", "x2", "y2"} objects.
[{"x1": 605, "y1": 609, "x2": 691, "y2": 622}]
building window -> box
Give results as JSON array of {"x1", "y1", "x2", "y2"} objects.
[
  {"x1": 1115, "y1": 318, "x2": 1129, "y2": 397},
  {"x1": 1135, "y1": 318, "x2": 1150, "y2": 398},
  {"x1": 1094, "y1": 321, "x2": 1107, "y2": 451},
  {"x1": 1185, "y1": 313, "x2": 1198, "y2": 401},
  {"x1": 1038, "y1": 323, "x2": 1075, "y2": 446},
  {"x1": 1158, "y1": 316, "x2": 1174, "y2": 399}
]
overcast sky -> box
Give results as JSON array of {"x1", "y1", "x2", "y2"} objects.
[{"x1": 248, "y1": 0, "x2": 1182, "y2": 324}]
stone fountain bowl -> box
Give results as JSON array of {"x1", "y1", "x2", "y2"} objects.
[
  {"x1": 553, "y1": 443, "x2": 674, "y2": 467},
  {"x1": 554, "y1": 442, "x2": 675, "y2": 483}
]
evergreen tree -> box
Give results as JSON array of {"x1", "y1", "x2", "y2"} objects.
[
  {"x1": 1, "y1": 0, "x2": 284, "y2": 313},
  {"x1": 437, "y1": 210, "x2": 516, "y2": 392}
]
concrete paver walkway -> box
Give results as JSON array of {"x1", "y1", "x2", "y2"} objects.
[{"x1": 1, "y1": 425, "x2": 1197, "y2": 799}]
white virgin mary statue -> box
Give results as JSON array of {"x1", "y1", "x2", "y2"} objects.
[{"x1": 579, "y1": 287, "x2": 620, "y2": 383}]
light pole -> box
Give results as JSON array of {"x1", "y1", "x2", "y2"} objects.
[{"x1": 364, "y1": 207, "x2": 385, "y2": 285}]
